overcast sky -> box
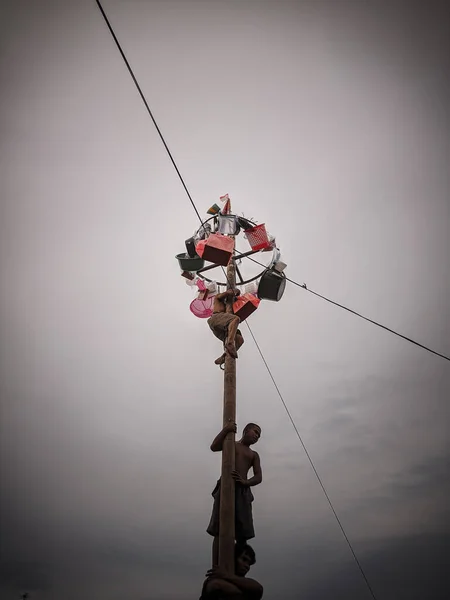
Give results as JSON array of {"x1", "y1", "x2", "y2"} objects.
[{"x1": 1, "y1": 1, "x2": 449, "y2": 599}]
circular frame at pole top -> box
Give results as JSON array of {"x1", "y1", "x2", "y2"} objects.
[{"x1": 192, "y1": 213, "x2": 279, "y2": 288}]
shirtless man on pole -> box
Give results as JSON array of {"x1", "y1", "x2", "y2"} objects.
[
  {"x1": 207, "y1": 289, "x2": 244, "y2": 366},
  {"x1": 207, "y1": 422, "x2": 262, "y2": 569}
]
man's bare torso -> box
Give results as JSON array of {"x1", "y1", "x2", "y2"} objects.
[
  {"x1": 213, "y1": 296, "x2": 227, "y2": 313},
  {"x1": 235, "y1": 442, "x2": 256, "y2": 480}
]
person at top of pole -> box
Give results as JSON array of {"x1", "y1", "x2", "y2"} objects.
[
  {"x1": 199, "y1": 542, "x2": 263, "y2": 599},
  {"x1": 207, "y1": 422, "x2": 262, "y2": 569},
  {"x1": 207, "y1": 288, "x2": 244, "y2": 366}
]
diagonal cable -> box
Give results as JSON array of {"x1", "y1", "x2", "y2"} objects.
[
  {"x1": 95, "y1": 0, "x2": 204, "y2": 226},
  {"x1": 245, "y1": 319, "x2": 378, "y2": 600},
  {"x1": 245, "y1": 256, "x2": 449, "y2": 363}
]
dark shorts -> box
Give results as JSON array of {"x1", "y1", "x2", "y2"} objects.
[
  {"x1": 207, "y1": 312, "x2": 242, "y2": 343},
  {"x1": 206, "y1": 479, "x2": 255, "y2": 541}
]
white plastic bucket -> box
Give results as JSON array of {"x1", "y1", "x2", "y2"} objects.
[{"x1": 217, "y1": 215, "x2": 239, "y2": 236}]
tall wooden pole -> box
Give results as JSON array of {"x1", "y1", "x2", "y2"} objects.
[{"x1": 218, "y1": 256, "x2": 236, "y2": 574}]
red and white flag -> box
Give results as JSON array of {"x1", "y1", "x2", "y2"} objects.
[{"x1": 220, "y1": 194, "x2": 231, "y2": 214}]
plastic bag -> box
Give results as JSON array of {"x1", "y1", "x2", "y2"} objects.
[
  {"x1": 274, "y1": 261, "x2": 287, "y2": 272},
  {"x1": 185, "y1": 276, "x2": 199, "y2": 286},
  {"x1": 269, "y1": 248, "x2": 286, "y2": 272},
  {"x1": 196, "y1": 222, "x2": 212, "y2": 239},
  {"x1": 237, "y1": 216, "x2": 254, "y2": 231},
  {"x1": 262, "y1": 233, "x2": 277, "y2": 252},
  {"x1": 244, "y1": 281, "x2": 259, "y2": 295},
  {"x1": 206, "y1": 280, "x2": 218, "y2": 295},
  {"x1": 270, "y1": 248, "x2": 281, "y2": 267}
]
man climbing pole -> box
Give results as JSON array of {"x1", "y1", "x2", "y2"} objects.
[
  {"x1": 199, "y1": 542, "x2": 263, "y2": 599},
  {"x1": 207, "y1": 422, "x2": 262, "y2": 568},
  {"x1": 207, "y1": 288, "x2": 244, "y2": 366}
]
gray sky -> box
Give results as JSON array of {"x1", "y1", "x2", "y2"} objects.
[{"x1": 1, "y1": 1, "x2": 449, "y2": 599}]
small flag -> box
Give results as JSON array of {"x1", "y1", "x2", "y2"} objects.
[
  {"x1": 207, "y1": 203, "x2": 221, "y2": 215},
  {"x1": 221, "y1": 197, "x2": 231, "y2": 215}
]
